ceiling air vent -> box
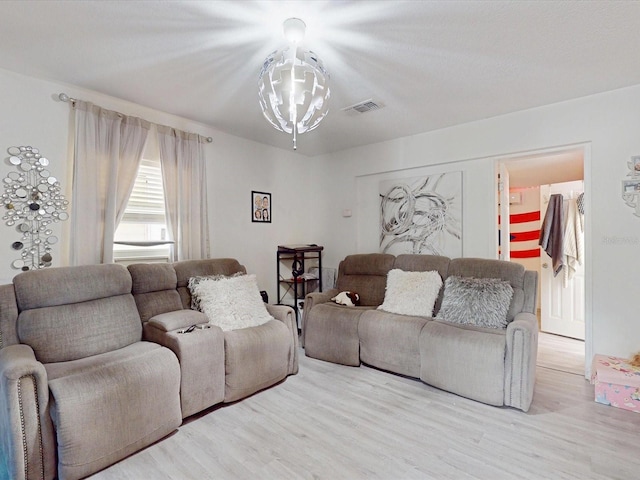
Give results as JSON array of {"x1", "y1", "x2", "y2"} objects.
[{"x1": 341, "y1": 99, "x2": 384, "y2": 115}]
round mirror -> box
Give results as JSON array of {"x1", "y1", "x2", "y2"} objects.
[
  {"x1": 38, "y1": 184, "x2": 49, "y2": 193},
  {"x1": 20, "y1": 163, "x2": 31, "y2": 172},
  {"x1": 11, "y1": 259, "x2": 24, "y2": 269},
  {"x1": 15, "y1": 188, "x2": 27, "y2": 197},
  {"x1": 9, "y1": 156, "x2": 21, "y2": 165},
  {"x1": 31, "y1": 148, "x2": 39, "y2": 154},
  {"x1": 47, "y1": 235, "x2": 58, "y2": 244},
  {"x1": 19, "y1": 223, "x2": 30, "y2": 232},
  {"x1": 40, "y1": 170, "x2": 50, "y2": 178},
  {"x1": 39, "y1": 157, "x2": 49, "y2": 166},
  {"x1": 3, "y1": 177, "x2": 11, "y2": 184},
  {"x1": 7, "y1": 146, "x2": 21, "y2": 155},
  {"x1": 47, "y1": 176, "x2": 57, "y2": 185},
  {"x1": 8, "y1": 172, "x2": 19, "y2": 180},
  {"x1": 11, "y1": 241, "x2": 23, "y2": 250},
  {"x1": 58, "y1": 212, "x2": 69, "y2": 221}
]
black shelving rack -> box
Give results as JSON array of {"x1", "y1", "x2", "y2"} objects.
[{"x1": 276, "y1": 244, "x2": 323, "y2": 329}]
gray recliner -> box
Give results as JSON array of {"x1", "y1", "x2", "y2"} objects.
[{"x1": 0, "y1": 264, "x2": 182, "y2": 480}]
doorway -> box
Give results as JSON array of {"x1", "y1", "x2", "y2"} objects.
[{"x1": 495, "y1": 145, "x2": 588, "y2": 376}]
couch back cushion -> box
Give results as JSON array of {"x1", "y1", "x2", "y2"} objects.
[
  {"x1": 13, "y1": 264, "x2": 141, "y2": 363},
  {"x1": 335, "y1": 254, "x2": 395, "y2": 306},
  {"x1": 447, "y1": 258, "x2": 526, "y2": 322},
  {"x1": 128, "y1": 263, "x2": 182, "y2": 322},
  {"x1": 0, "y1": 283, "x2": 18, "y2": 349},
  {"x1": 393, "y1": 254, "x2": 451, "y2": 315},
  {"x1": 173, "y1": 259, "x2": 247, "y2": 309}
]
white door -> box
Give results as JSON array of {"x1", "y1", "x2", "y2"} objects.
[
  {"x1": 498, "y1": 163, "x2": 510, "y2": 261},
  {"x1": 539, "y1": 182, "x2": 585, "y2": 340}
]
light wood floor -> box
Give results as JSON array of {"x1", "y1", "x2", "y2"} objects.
[{"x1": 91, "y1": 336, "x2": 639, "y2": 480}]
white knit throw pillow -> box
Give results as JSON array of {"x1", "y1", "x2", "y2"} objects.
[
  {"x1": 190, "y1": 274, "x2": 273, "y2": 331},
  {"x1": 378, "y1": 269, "x2": 443, "y2": 317}
]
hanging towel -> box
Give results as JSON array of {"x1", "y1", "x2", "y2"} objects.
[
  {"x1": 539, "y1": 194, "x2": 564, "y2": 276},
  {"x1": 577, "y1": 192, "x2": 585, "y2": 215},
  {"x1": 563, "y1": 198, "x2": 584, "y2": 287}
]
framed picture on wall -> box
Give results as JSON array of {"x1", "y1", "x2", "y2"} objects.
[{"x1": 252, "y1": 191, "x2": 271, "y2": 223}]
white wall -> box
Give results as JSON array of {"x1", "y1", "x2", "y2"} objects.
[
  {"x1": 315, "y1": 84, "x2": 640, "y2": 365},
  {"x1": 0, "y1": 68, "x2": 324, "y2": 302},
  {"x1": 3, "y1": 65, "x2": 640, "y2": 365}
]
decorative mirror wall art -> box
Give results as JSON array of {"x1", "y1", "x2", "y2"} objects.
[{"x1": 2, "y1": 145, "x2": 68, "y2": 270}]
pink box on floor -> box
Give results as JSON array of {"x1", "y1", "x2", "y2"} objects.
[{"x1": 590, "y1": 354, "x2": 640, "y2": 413}]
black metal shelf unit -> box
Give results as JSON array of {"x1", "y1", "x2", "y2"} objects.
[{"x1": 276, "y1": 244, "x2": 323, "y2": 328}]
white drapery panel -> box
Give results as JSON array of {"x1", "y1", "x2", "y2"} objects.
[
  {"x1": 70, "y1": 101, "x2": 150, "y2": 265},
  {"x1": 157, "y1": 125, "x2": 209, "y2": 261}
]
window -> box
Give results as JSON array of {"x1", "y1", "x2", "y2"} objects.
[{"x1": 113, "y1": 158, "x2": 172, "y2": 264}]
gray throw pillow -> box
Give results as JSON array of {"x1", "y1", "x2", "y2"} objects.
[{"x1": 435, "y1": 276, "x2": 514, "y2": 329}]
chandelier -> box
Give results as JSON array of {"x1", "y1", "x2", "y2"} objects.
[{"x1": 258, "y1": 18, "x2": 330, "y2": 150}]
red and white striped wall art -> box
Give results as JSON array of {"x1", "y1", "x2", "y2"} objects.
[{"x1": 509, "y1": 210, "x2": 541, "y2": 258}]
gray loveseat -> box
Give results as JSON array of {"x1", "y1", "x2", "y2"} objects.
[
  {"x1": 302, "y1": 253, "x2": 538, "y2": 412},
  {"x1": 0, "y1": 258, "x2": 298, "y2": 480}
]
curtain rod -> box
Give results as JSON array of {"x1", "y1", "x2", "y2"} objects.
[{"x1": 57, "y1": 92, "x2": 213, "y2": 143}]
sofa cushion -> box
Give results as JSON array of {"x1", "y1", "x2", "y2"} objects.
[
  {"x1": 420, "y1": 320, "x2": 506, "y2": 406},
  {"x1": 190, "y1": 274, "x2": 273, "y2": 331},
  {"x1": 18, "y1": 295, "x2": 142, "y2": 364},
  {"x1": 448, "y1": 258, "x2": 525, "y2": 321},
  {"x1": 335, "y1": 254, "x2": 395, "y2": 306},
  {"x1": 174, "y1": 258, "x2": 247, "y2": 309},
  {"x1": 45, "y1": 342, "x2": 181, "y2": 479},
  {"x1": 435, "y1": 276, "x2": 514, "y2": 329},
  {"x1": 187, "y1": 272, "x2": 244, "y2": 310},
  {"x1": 393, "y1": 254, "x2": 451, "y2": 315},
  {"x1": 378, "y1": 269, "x2": 442, "y2": 317},
  {"x1": 14, "y1": 264, "x2": 142, "y2": 363},
  {"x1": 223, "y1": 319, "x2": 290, "y2": 402},
  {"x1": 128, "y1": 263, "x2": 183, "y2": 322},
  {"x1": 359, "y1": 309, "x2": 430, "y2": 377},
  {"x1": 305, "y1": 302, "x2": 372, "y2": 366},
  {"x1": 13, "y1": 264, "x2": 132, "y2": 311}
]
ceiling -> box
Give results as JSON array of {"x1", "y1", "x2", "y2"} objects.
[
  {"x1": 1, "y1": 1, "x2": 640, "y2": 157},
  {"x1": 503, "y1": 148, "x2": 585, "y2": 189}
]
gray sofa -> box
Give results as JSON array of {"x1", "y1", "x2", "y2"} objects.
[
  {"x1": 302, "y1": 253, "x2": 538, "y2": 412},
  {"x1": 0, "y1": 258, "x2": 298, "y2": 480}
]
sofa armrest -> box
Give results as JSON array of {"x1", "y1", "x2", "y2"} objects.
[
  {"x1": 143, "y1": 321, "x2": 225, "y2": 418},
  {"x1": 146, "y1": 309, "x2": 209, "y2": 333},
  {"x1": 300, "y1": 289, "x2": 339, "y2": 347},
  {"x1": 504, "y1": 312, "x2": 539, "y2": 412},
  {"x1": 0, "y1": 344, "x2": 56, "y2": 480},
  {"x1": 265, "y1": 304, "x2": 299, "y2": 375}
]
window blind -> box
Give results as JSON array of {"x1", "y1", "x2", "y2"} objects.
[{"x1": 120, "y1": 158, "x2": 166, "y2": 224}]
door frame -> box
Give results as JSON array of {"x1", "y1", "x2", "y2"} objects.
[{"x1": 493, "y1": 143, "x2": 592, "y2": 378}]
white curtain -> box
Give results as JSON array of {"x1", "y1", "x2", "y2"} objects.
[
  {"x1": 70, "y1": 101, "x2": 150, "y2": 265},
  {"x1": 157, "y1": 125, "x2": 209, "y2": 261}
]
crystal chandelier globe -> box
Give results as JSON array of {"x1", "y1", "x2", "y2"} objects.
[{"x1": 258, "y1": 18, "x2": 330, "y2": 150}]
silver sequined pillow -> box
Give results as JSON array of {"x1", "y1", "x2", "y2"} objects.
[{"x1": 435, "y1": 276, "x2": 514, "y2": 329}]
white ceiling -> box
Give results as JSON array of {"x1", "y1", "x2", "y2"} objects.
[{"x1": 1, "y1": 1, "x2": 640, "y2": 157}]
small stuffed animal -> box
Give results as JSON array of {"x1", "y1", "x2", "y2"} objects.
[
  {"x1": 331, "y1": 291, "x2": 361, "y2": 307},
  {"x1": 630, "y1": 352, "x2": 640, "y2": 368}
]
